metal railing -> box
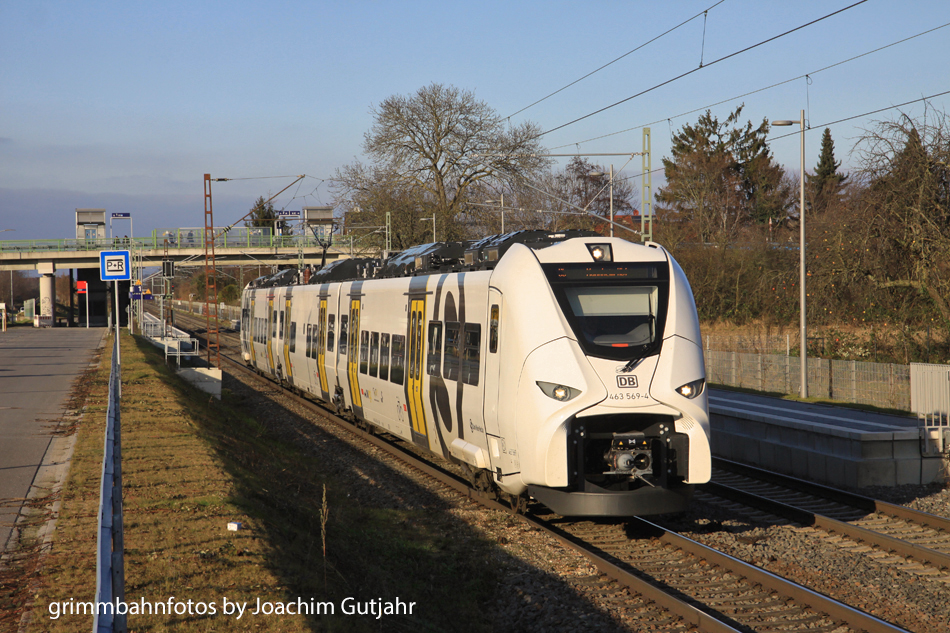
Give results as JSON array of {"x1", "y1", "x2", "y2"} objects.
[
  {"x1": 0, "y1": 231, "x2": 339, "y2": 254},
  {"x1": 705, "y1": 350, "x2": 911, "y2": 411},
  {"x1": 912, "y1": 363, "x2": 950, "y2": 426},
  {"x1": 93, "y1": 334, "x2": 126, "y2": 632},
  {"x1": 140, "y1": 313, "x2": 200, "y2": 365}
]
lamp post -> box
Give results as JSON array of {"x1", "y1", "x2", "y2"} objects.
[
  {"x1": 420, "y1": 216, "x2": 436, "y2": 243},
  {"x1": 484, "y1": 193, "x2": 505, "y2": 233},
  {"x1": 588, "y1": 165, "x2": 614, "y2": 237},
  {"x1": 771, "y1": 110, "x2": 807, "y2": 398},
  {"x1": 2, "y1": 230, "x2": 13, "y2": 311}
]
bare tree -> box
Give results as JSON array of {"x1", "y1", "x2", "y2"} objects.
[
  {"x1": 359, "y1": 83, "x2": 549, "y2": 241},
  {"x1": 853, "y1": 107, "x2": 950, "y2": 322},
  {"x1": 333, "y1": 162, "x2": 434, "y2": 253}
]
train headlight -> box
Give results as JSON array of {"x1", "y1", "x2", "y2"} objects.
[
  {"x1": 536, "y1": 381, "x2": 581, "y2": 402},
  {"x1": 586, "y1": 243, "x2": 613, "y2": 262},
  {"x1": 676, "y1": 378, "x2": 706, "y2": 399}
]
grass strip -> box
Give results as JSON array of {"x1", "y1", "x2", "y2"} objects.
[{"x1": 26, "y1": 334, "x2": 499, "y2": 632}]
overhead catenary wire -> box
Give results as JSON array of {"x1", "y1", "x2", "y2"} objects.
[
  {"x1": 604, "y1": 88, "x2": 950, "y2": 187},
  {"x1": 549, "y1": 20, "x2": 950, "y2": 152},
  {"x1": 537, "y1": 0, "x2": 870, "y2": 139},
  {"x1": 505, "y1": 0, "x2": 728, "y2": 120}
]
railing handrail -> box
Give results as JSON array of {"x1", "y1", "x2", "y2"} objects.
[
  {"x1": 93, "y1": 334, "x2": 126, "y2": 633},
  {"x1": 0, "y1": 234, "x2": 340, "y2": 254}
]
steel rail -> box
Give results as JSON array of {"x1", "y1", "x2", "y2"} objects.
[
  {"x1": 633, "y1": 517, "x2": 908, "y2": 633},
  {"x1": 712, "y1": 457, "x2": 950, "y2": 534},
  {"x1": 163, "y1": 308, "x2": 741, "y2": 632},
  {"x1": 704, "y1": 481, "x2": 950, "y2": 572},
  {"x1": 167, "y1": 309, "x2": 909, "y2": 632}
]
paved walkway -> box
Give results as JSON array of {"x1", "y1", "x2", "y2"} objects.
[
  {"x1": 709, "y1": 388, "x2": 918, "y2": 432},
  {"x1": 0, "y1": 326, "x2": 106, "y2": 551}
]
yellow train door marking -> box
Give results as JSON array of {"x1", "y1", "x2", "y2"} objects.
[
  {"x1": 266, "y1": 296, "x2": 275, "y2": 373},
  {"x1": 408, "y1": 299, "x2": 427, "y2": 438},
  {"x1": 317, "y1": 299, "x2": 328, "y2": 394},
  {"x1": 249, "y1": 295, "x2": 257, "y2": 364},
  {"x1": 283, "y1": 296, "x2": 293, "y2": 379},
  {"x1": 347, "y1": 298, "x2": 362, "y2": 409}
]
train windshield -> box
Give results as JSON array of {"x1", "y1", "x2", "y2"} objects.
[
  {"x1": 564, "y1": 286, "x2": 657, "y2": 349},
  {"x1": 543, "y1": 261, "x2": 669, "y2": 361}
]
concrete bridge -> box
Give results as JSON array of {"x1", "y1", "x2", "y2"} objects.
[{"x1": 0, "y1": 230, "x2": 357, "y2": 327}]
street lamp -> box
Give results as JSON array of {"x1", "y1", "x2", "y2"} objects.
[
  {"x1": 484, "y1": 193, "x2": 505, "y2": 233},
  {"x1": 588, "y1": 165, "x2": 614, "y2": 237},
  {"x1": 420, "y1": 216, "x2": 436, "y2": 243},
  {"x1": 2, "y1": 230, "x2": 13, "y2": 310},
  {"x1": 771, "y1": 110, "x2": 807, "y2": 399}
]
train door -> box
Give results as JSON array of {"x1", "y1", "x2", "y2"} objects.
[
  {"x1": 324, "y1": 287, "x2": 343, "y2": 407},
  {"x1": 407, "y1": 298, "x2": 428, "y2": 446},
  {"x1": 317, "y1": 297, "x2": 329, "y2": 399},
  {"x1": 283, "y1": 293, "x2": 294, "y2": 383},
  {"x1": 248, "y1": 293, "x2": 257, "y2": 365},
  {"x1": 346, "y1": 296, "x2": 363, "y2": 415},
  {"x1": 266, "y1": 294, "x2": 276, "y2": 374},
  {"x1": 484, "y1": 289, "x2": 503, "y2": 437}
]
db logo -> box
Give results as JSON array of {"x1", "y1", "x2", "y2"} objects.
[{"x1": 616, "y1": 375, "x2": 638, "y2": 388}]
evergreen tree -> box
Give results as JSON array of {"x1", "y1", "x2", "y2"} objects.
[
  {"x1": 806, "y1": 128, "x2": 848, "y2": 214},
  {"x1": 656, "y1": 105, "x2": 792, "y2": 243},
  {"x1": 245, "y1": 196, "x2": 286, "y2": 234}
]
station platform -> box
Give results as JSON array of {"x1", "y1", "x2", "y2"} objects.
[
  {"x1": 708, "y1": 389, "x2": 940, "y2": 488},
  {"x1": 0, "y1": 326, "x2": 107, "y2": 552}
]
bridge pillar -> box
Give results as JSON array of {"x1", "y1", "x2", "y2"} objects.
[{"x1": 38, "y1": 262, "x2": 56, "y2": 326}]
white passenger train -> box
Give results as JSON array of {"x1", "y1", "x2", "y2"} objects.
[{"x1": 240, "y1": 231, "x2": 711, "y2": 516}]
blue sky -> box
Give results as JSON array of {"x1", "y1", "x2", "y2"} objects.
[{"x1": 2, "y1": 0, "x2": 948, "y2": 240}]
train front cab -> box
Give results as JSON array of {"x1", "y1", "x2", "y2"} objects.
[{"x1": 493, "y1": 238, "x2": 710, "y2": 517}]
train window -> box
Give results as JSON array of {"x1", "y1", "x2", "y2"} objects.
[
  {"x1": 564, "y1": 286, "x2": 658, "y2": 351},
  {"x1": 489, "y1": 305, "x2": 499, "y2": 354},
  {"x1": 327, "y1": 314, "x2": 335, "y2": 353},
  {"x1": 272, "y1": 310, "x2": 277, "y2": 338},
  {"x1": 390, "y1": 334, "x2": 406, "y2": 385},
  {"x1": 318, "y1": 305, "x2": 326, "y2": 355},
  {"x1": 427, "y1": 321, "x2": 442, "y2": 377},
  {"x1": 359, "y1": 330, "x2": 369, "y2": 374},
  {"x1": 279, "y1": 311, "x2": 285, "y2": 339},
  {"x1": 462, "y1": 323, "x2": 481, "y2": 386},
  {"x1": 443, "y1": 322, "x2": 460, "y2": 381},
  {"x1": 369, "y1": 332, "x2": 379, "y2": 378},
  {"x1": 306, "y1": 324, "x2": 313, "y2": 358},
  {"x1": 408, "y1": 311, "x2": 418, "y2": 380},
  {"x1": 379, "y1": 333, "x2": 390, "y2": 381},
  {"x1": 289, "y1": 321, "x2": 297, "y2": 353},
  {"x1": 349, "y1": 306, "x2": 360, "y2": 366},
  {"x1": 339, "y1": 315, "x2": 348, "y2": 355}
]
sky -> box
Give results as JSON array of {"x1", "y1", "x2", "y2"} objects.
[{"x1": 1, "y1": 0, "x2": 948, "y2": 241}]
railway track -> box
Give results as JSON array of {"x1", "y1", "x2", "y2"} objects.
[
  {"x1": 699, "y1": 459, "x2": 950, "y2": 577},
  {"x1": 159, "y1": 307, "x2": 911, "y2": 632}
]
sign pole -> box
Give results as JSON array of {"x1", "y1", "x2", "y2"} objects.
[
  {"x1": 114, "y1": 280, "x2": 121, "y2": 367},
  {"x1": 86, "y1": 292, "x2": 89, "y2": 329}
]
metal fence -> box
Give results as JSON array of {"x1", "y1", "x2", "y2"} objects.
[
  {"x1": 93, "y1": 334, "x2": 126, "y2": 632},
  {"x1": 0, "y1": 230, "x2": 340, "y2": 253},
  {"x1": 705, "y1": 350, "x2": 911, "y2": 411},
  {"x1": 912, "y1": 363, "x2": 950, "y2": 426}
]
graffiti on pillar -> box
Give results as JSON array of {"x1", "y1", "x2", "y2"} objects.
[{"x1": 41, "y1": 295, "x2": 53, "y2": 316}]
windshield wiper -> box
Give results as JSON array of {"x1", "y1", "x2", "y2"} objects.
[{"x1": 619, "y1": 347, "x2": 650, "y2": 373}]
